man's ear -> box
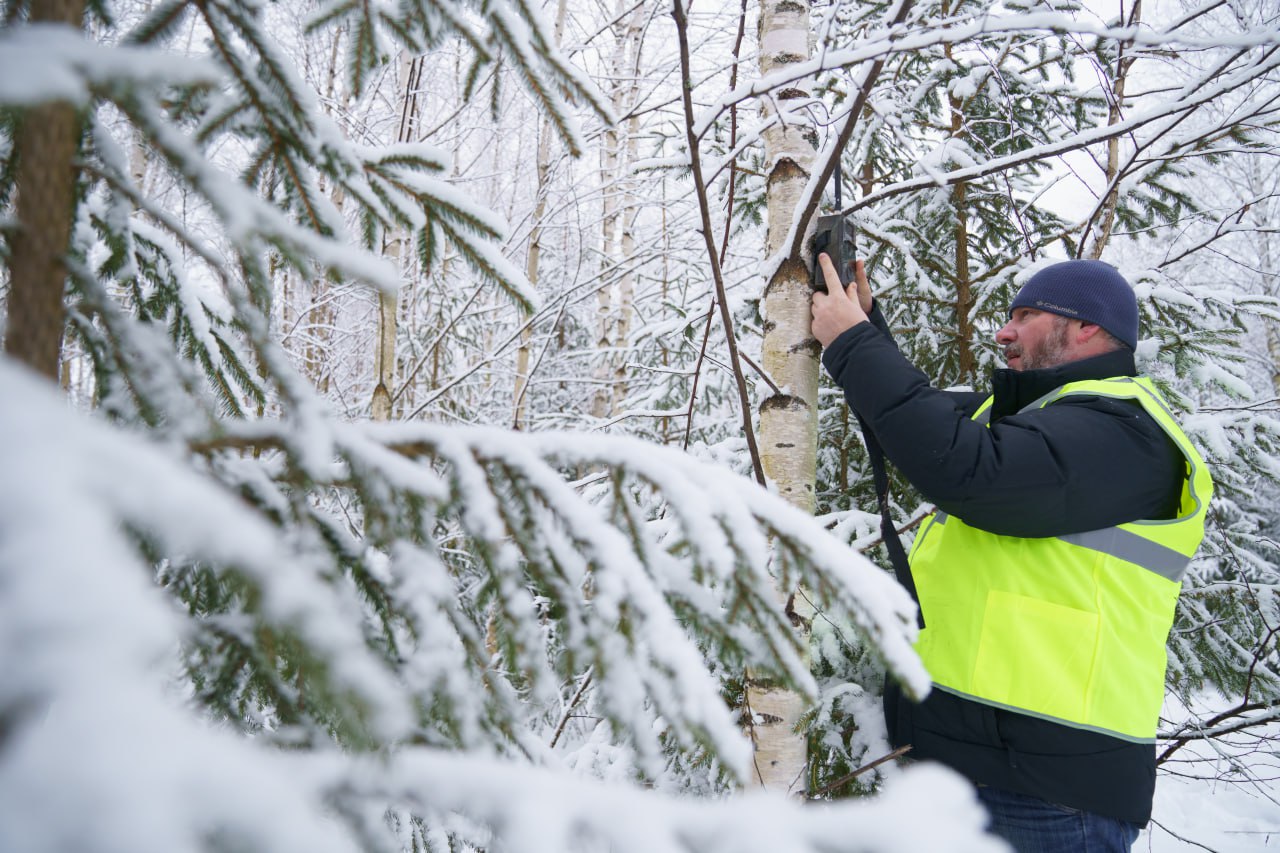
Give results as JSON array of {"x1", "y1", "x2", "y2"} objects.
[{"x1": 1075, "y1": 321, "x2": 1104, "y2": 344}]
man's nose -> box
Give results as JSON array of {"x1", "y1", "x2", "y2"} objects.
[{"x1": 995, "y1": 322, "x2": 1015, "y2": 344}]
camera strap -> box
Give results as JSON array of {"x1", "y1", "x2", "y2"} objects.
[
  {"x1": 856, "y1": 413, "x2": 924, "y2": 629},
  {"x1": 826, "y1": 162, "x2": 922, "y2": 627}
]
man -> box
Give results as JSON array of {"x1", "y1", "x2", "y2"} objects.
[{"x1": 811, "y1": 256, "x2": 1213, "y2": 853}]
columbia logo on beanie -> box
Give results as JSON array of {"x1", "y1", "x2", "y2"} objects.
[
  {"x1": 1010, "y1": 259, "x2": 1139, "y2": 350},
  {"x1": 1033, "y1": 300, "x2": 1079, "y2": 317}
]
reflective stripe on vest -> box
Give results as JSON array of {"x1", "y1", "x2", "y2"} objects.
[{"x1": 909, "y1": 376, "x2": 1213, "y2": 742}]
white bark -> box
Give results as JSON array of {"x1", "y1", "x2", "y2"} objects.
[
  {"x1": 372, "y1": 53, "x2": 420, "y2": 421},
  {"x1": 591, "y1": 1, "x2": 645, "y2": 421},
  {"x1": 514, "y1": 116, "x2": 551, "y2": 429},
  {"x1": 611, "y1": 11, "x2": 644, "y2": 417},
  {"x1": 749, "y1": 0, "x2": 818, "y2": 794},
  {"x1": 516, "y1": 0, "x2": 570, "y2": 430}
]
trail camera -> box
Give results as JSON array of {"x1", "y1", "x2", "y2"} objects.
[{"x1": 811, "y1": 213, "x2": 858, "y2": 293}]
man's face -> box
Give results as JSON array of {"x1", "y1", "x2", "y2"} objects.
[{"x1": 996, "y1": 308, "x2": 1073, "y2": 371}]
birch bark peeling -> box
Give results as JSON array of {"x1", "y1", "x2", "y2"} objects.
[
  {"x1": 749, "y1": 0, "x2": 817, "y2": 794},
  {"x1": 759, "y1": 1, "x2": 818, "y2": 515}
]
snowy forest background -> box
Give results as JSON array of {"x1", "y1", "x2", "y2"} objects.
[{"x1": 1, "y1": 0, "x2": 1278, "y2": 850}]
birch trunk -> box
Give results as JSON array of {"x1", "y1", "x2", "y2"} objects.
[
  {"x1": 305, "y1": 26, "x2": 347, "y2": 398},
  {"x1": 514, "y1": 117, "x2": 551, "y2": 429},
  {"x1": 372, "y1": 53, "x2": 420, "y2": 421},
  {"x1": 514, "y1": 0, "x2": 569, "y2": 430},
  {"x1": 750, "y1": 0, "x2": 817, "y2": 794},
  {"x1": 591, "y1": 9, "x2": 624, "y2": 421},
  {"x1": 610, "y1": 13, "x2": 644, "y2": 417},
  {"x1": 591, "y1": 1, "x2": 643, "y2": 421}
]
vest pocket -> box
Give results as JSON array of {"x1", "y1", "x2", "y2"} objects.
[{"x1": 971, "y1": 589, "x2": 1099, "y2": 724}]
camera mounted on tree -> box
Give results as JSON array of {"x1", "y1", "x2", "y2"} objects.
[{"x1": 811, "y1": 212, "x2": 858, "y2": 293}]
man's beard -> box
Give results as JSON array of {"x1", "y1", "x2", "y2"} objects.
[{"x1": 1005, "y1": 316, "x2": 1072, "y2": 371}]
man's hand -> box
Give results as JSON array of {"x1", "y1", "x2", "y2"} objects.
[{"x1": 811, "y1": 255, "x2": 871, "y2": 347}]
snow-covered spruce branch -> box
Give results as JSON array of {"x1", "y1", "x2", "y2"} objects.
[
  {"x1": 66, "y1": 0, "x2": 589, "y2": 317},
  {"x1": 304, "y1": 0, "x2": 614, "y2": 150},
  {"x1": 403, "y1": 422, "x2": 931, "y2": 672},
  {"x1": 318, "y1": 748, "x2": 1005, "y2": 853},
  {"x1": 695, "y1": 8, "x2": 1280, "y2": 134},
  {"x1": 360, "y1": 421, "x2": 929, "y2": 696},
  {"x1": 187, "y1": 417, "x2": 929, "y2": 759},
  {"x1": 841, "y1": 46, "x2": 1280, "y2": 215},
  {"x1": 0, "y1": 362, "x2": 978, "y2": 853}
]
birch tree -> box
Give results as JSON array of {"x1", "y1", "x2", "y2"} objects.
[
  {"x1": 5, "y1": 1, "x2": 1280, "y2": 848},
  {"x1": 370, "y1": 53, "x2": 420, "y2": 421},
  {"x1": 513, "y1": 0, "x2": 568, "y2": 431},
  {"x1": 0, "y1": 2, "x2": 998, "y2": 851},
  {"x1": 588, "y1": 1, "x2": 647, "y2": 422},
  {"x1": 748, "y1": 0, "x2": 820, "y2": 793}
]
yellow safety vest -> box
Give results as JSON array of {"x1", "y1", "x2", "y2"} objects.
[{"x1": 909, "y1": 376, "x2": 1213, "y2": 742}]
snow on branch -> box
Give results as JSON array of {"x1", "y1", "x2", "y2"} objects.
[
  {"x1": 0, "y1": 22, "x2": 220, "y2": 106},
  {"x1": 339, "y1": 417, "x2": 928, "y2": 770},
  {"x1": 699, "y1": 9, "x2": 1280, "y2": 131},
  {"x1": 842, "y1": 46, "x2": 1280, "y2": 212},
  {"x1": 329, "y1": 749, "x2": 1004, "y2": 853},
  {"x1": 308, "y1": 0, "x2": 614, "y2": 156},
  {"x1": 0, "y1": 353, "x2": 943, "y2": 852}
]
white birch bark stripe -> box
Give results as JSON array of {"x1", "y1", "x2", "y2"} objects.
[{"x1": 750, "y1": 0, "x2": 819, "y2": 794}]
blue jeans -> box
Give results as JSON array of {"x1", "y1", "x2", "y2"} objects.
[{"x1": 977, "y1": 785, "x2": 1140, "y2": 853}]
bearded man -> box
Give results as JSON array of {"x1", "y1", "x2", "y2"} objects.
[{"x1": 811, "y1": 258, "x2": 1213, "y2": 853}]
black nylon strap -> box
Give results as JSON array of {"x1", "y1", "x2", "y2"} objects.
[{"x1": 857, "y1": 414, "x2": 924, "y2": 629}]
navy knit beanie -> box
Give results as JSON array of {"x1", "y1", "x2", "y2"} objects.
[{"x1": 1009, "y1": 259, "x2": 1139, "y2": 350}]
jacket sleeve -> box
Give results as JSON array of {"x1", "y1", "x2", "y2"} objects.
[
  {"x1": 866, "y1": 300, "x2": 896, "y2": 344},
  {"x1": 821, "y1": 322, "x2": 1182, "y2": 538}
]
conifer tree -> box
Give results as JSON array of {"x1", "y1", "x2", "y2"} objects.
[
  {"x1": 0, "y1": 2, "x2": 980, "y2": 851},
  {"x1": 4, "y1": 0, "x2": 1279, "y2": 848}
]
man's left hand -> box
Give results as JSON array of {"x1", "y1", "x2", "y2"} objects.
[{"x1": 811, "y1": 254, "x2": 869, "y2": 347}]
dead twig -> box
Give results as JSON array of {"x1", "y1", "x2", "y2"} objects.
[{"x1": 808, "y1": 745, "x2": 913, "y2": 798}]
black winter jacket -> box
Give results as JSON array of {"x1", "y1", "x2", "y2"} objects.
[{"x1": 822, "y1": 310, "x2": 1184, "y2": 825}]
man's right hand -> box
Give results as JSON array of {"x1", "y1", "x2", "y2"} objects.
[{"x1": 811, "y1": 255, "x2": 872, "y2": 348}]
